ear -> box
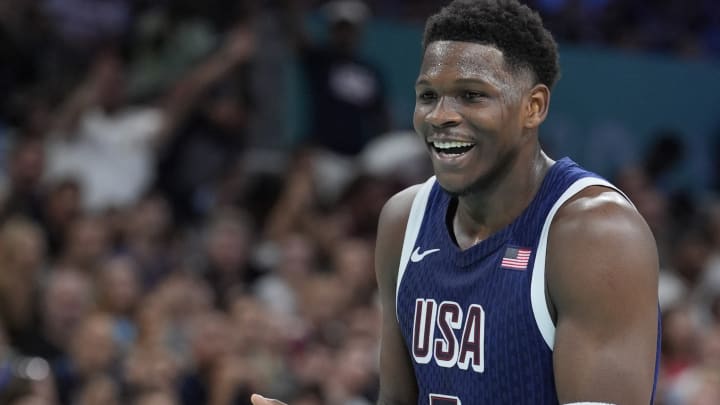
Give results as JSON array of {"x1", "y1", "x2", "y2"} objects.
[{"x1": 523, "y1": 84, "x2": 550, "y2": 130}]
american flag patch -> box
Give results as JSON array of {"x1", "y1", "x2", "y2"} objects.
[{"x1": 500, "y1": 247, "x2": 532, "y2": 270}]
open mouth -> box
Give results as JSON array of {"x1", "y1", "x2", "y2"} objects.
[{"x1": 429, "y1": 140, "x2": 476, "y2": 156}]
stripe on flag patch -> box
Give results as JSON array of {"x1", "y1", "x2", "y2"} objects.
[{"x1": 501, "y1": 246, "x2": 532, "y2": 270}]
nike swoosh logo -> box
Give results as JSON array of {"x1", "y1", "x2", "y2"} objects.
[{"x1": 410, "y1": 247, "x2": 440, "y2": 262}]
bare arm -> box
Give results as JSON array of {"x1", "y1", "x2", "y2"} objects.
[
  {"x1": 48, "y1": 80, "x2": 96, "y2": 138},
  {"x1": 47, "y1": 54, "x2": 117, "y2": 138},
  {"x1": 548, "y1": 187, "x2": 659, "y2": 404},
  {"x1": 375, "y1": 186, "x2": 420, "y2": 405},
  {"x1": 154, "y1": 24, "x2": 256, "y2": 147}
]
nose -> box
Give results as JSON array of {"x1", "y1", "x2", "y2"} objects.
[{"x1": 425, "y1": 97, "x2": 461, "y2": 128}]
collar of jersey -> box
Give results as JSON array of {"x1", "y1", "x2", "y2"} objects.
[{"x1": 434, "y1": 158, "x2": 571, "y2": 268}]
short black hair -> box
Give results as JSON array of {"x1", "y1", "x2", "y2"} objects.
[{"x1": 423, "y1": 0, "x2": 560, "y2": 89}]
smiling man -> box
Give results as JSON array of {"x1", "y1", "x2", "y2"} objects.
[{"x1": 252, "y1": 1, "x2": 660, "y2": 404}]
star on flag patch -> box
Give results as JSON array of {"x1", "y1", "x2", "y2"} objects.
[{"x1": 501, "y1": 246, "x2": 532, "y2": 270}]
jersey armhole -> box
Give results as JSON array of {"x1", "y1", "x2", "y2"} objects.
[
  {"x1": 530, "y1": 177, "x2": 632, "y2": 349},
  {"x1": 395, "y1": 176, "x2": 436, "y2": 320}
]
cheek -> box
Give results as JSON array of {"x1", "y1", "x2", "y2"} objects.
[
  {"x1": 470, "y1": 105, "x2": 517, "y2": 141},
  {"x1": 412, "y1": 107, "x2": 425, "y2": 134}
]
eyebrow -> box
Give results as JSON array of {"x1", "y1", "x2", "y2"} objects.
[{"x1": 415, "y1": 76, "x2": 494, "y2": 87}]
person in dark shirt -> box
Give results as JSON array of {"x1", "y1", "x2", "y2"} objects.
[{"x1": 287, "y1": 0, "x2": 390, "y2": 156}]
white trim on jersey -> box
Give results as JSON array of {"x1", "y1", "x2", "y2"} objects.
[
  {"x1": 530, "y1": 177, "x2": 632, "y2": 349},
  {"x1": 396, "y1": 174, "x2": 634, "y2": 347},
  {"x1": 396, "y1": 176, "x2": 436, "y2": 320}
]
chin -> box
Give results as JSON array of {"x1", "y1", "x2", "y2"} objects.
[
  {"x1": 435, "y1": 163, "x2": 506, "y2": 197},
  {"x1": 438, "y1": 182, "x2": 477, "y2": 198},
  {"x1": 434, "y1": 172, "x2": 478, "y2": 197}
]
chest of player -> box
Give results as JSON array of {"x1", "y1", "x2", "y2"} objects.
[
  {"x1": 397, "y1": 241, "x2": 539, "y2": 373},
  {"x1": 396, "y1": 241, "x2": 559, "y2": 404}
]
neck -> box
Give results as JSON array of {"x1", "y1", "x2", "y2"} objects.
[{"x1": 452, "y1": 147, "x2": 553, "y2": 250}]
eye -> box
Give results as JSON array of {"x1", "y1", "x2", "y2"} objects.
[
  {"x1": 417, "y1": 90, "x2": 437, "y2": 102},
  {"x1": 463, "y1": 91, "x2": 488, "y2": 101}
]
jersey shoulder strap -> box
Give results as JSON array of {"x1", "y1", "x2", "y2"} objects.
[
  {"x1": 396, "y1": 176, "x2": 436, "y2": 315},
  {"x1": 530, "y1": 176, "x2": 632, "y2": 349}
]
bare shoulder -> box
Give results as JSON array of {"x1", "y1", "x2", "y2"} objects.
[
  {"x1": 547, "y1": 185, "x2": 660, "y2": 403},
  {"x1": 375, "y1": 184, "x2": 424, "y2": 404},
  {"x1": 547, "y1": 184, "x2": 659, "y2": 321},
  {"x1": 549, "y1": 185, "x2": 658, "y2": 269},
  {"x1": 378, "y1": 184, "x2": 423, "y2": 232},
  {"x1": 375, "y1": 184, "x2": 423, "y2": 285}
]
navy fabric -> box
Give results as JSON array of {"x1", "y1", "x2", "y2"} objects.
[{"x1": 396, "y1": 158, "x2": 660, "y2": 404}]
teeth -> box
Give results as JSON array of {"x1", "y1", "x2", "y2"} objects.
[{"x1": 432, "y1": 141, "x2": 474, "y2": 150}]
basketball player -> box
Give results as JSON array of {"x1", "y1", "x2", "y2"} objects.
[{"x1": 252, "y1": 0, "x2": 660, "y2": 404}]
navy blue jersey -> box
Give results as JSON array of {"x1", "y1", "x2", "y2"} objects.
[{"x1": 395, "y1": 158, "x2": 660, "y2": 405}]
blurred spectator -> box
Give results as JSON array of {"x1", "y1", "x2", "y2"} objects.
[
  {"x1": 73, "y1": 373, "x2": 121, "y2": 405},
  {"x1": 0, "y1": 2, "x2": 718, "y2": 405},
  {"x1": 331, "y1": 174, "x2": 397, "y2": 239},
  {"x1": 263, "y1": 152, "x2": 325, "y2": 242},
  {"x1": 19, "y1": 270, "x2": 95, "y2": 363},
  {"x1": 0, "y1": 136, "x2": 46, "y2": 222},
  {"x1": 358, "y1": 130, "x2": 432, "y2": 186},
  {"x1": 614, "y1": 131, "x2": 700, "y2": 280},
  {"x1": 38, "y1": 178, "x2": 82, "y2": 258},
  {"x1": 287, "y1": 342, "x2": 333, "y2": 398},
  {"x1": 323, "y1": 336, "x2": 378, "y2": 404},
  {"x1": 663, "y1": 324, "x2": 720, "y2": 405},
  {"x1": 201, "y1": 209, "x2": 259, "y2": 310},
  {"x1": 178, "y1": 311, "x2": 252, "y2": 405},
  {"x1": 96, "y1": 256, "x2": 142, "y2": 349},
  {"x1": 614, "y1": 165, "x2": 672, "y2": 266},
  {"x1": 262, "y1": 151, "x2": 370, "y2": 256},
  {"x1": 53, "y1": 313, "x2": 119, "y2": 405},
  {"x1": 658, "y1": 220, "x2": 716, "y2": 316},
  {"x1": 286, "y1": 0, "x2": 390, "y2": 156},
  {"x1": 230, "y1": 294, "x2": 304, "y2": 358},
  {"x1": 46, "y1": 23, "x2": 255, "y2": 214},
  {"x1": 123, "y1": 343, "x2": 181, "y2": 401},
  {"x1": 117, "y1": 193, "x2": 176, "y2": 288},
  {"x1": 57, "y1": 215, "x2": 111, "y2": 273},
  {"x1": 0, "y1": 218, "x2": 46, "y2": 347},
  {"x1": 44, "y1": 49, "x2": 165, "y2": 212},
  {"x1": 153, "y1": 25, "x2": 256, "y2": 223},
  {"x1": 661, "y1": 306, "x2": 702, "y2": 381},
  {"x1": 254, "y1": 232, "x2": 319, "y2": 316},
  {"x1": 331, "y1": 238, "x2": 376, "y2": 307},
  {"x1": 298, "y1": 274, "x2": 353, "y2": 345}
]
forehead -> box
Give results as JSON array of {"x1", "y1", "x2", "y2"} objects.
[{"x1": 418, "y1": 41, "x2": 512, "y2": 84}]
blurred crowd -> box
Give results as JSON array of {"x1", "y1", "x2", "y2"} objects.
[
  {"x1": 0, "y1": 0, "x2": 719, "y2": 404},
  {"x1": 360, "y1": 0, "x2": 720, "y2": 59}
]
